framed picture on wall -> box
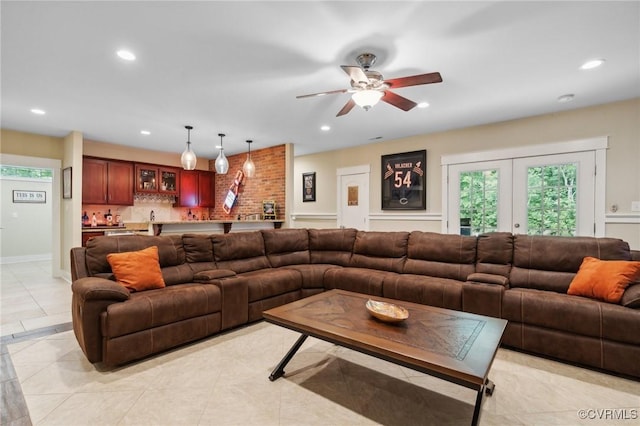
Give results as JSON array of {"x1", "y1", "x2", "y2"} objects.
[
  {"x1": 302, "y1": 172, "x2": 316, "y2": 202},
  {"x1": 381, "y1": 150, "x2": 426, "y2": 210},
  {"x1": 62, "y1": 167, "x2": 72, "y2": 199},
  {"x1": 263, "y1": 200, "x2": 276, "y2": 220}
]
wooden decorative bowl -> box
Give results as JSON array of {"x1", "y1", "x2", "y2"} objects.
[{"x1": 366, "y1": 299, "x2": 409, "y2": 323}]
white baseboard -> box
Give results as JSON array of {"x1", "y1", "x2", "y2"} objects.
[{"x1": 0, "y1": 253, "x2": 53, "y2": 265}]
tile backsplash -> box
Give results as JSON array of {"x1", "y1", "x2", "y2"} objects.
[{"x1": 83, "y1": 197, "x2": 209, "y2": 225}]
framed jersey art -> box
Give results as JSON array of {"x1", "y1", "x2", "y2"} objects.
[{"x1": 381, "y1": 150, "x2": 426, "y2": 210}]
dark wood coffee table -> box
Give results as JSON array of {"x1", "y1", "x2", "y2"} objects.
[{"x1": 263, "y1": 289, "x2": 507, "y2": 426}]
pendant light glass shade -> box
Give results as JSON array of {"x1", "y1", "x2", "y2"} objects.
[
  {"x1": 352, "y1": 89, "x2": 383, "y2": 111},
  {"x1": 181, "y1": 125, "x2": 197, "y2": 170},
  {"x1": 214, "y1": 133, "x2": 229, "y2": 174},
  {"x1": 242, "y1": 140, "x2": 256, "y2": 178}
]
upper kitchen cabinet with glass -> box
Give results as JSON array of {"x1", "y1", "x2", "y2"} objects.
[{"x1": 135, "y1": 164, "x2": 180, "y2": 196}]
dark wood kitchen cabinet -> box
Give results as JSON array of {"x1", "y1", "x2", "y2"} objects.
[
  {"x1": 135, "y1": 164, "x2": 180, "y2": 196},
  {"x1": 82, "y1": 157, "x2": 134, "y2": 205},
  {"x1": 176, "y1": 170, "x2": 215, "y2": 207}
]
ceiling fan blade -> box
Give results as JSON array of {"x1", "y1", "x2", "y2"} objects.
[
  {"x1": 296, "y1": 88, "x2": 348, "y2": 99},
  {"x1": 385, "y1": 72, "x2": 442, "y2": 88},
  {"x1": 381, "y1": 90, "x2": 417, "y2": 111},
  {"x1": 336, "y1": 98, "x2": 356, "y2": 117},
  {"x1": 341, "y1": 65, "x2": 369, "y2": 84}
]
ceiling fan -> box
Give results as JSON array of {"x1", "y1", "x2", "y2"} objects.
[{"x1": 296, "y1": 53, "x2": 442, "y2": 117}]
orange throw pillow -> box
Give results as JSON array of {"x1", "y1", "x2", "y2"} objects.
[
  {"x1": 567, "y1": 257, "x2": 640, "y2": 303},
  {"x1": 106, "y1": 246, "x2": 165, "y2": 292}
]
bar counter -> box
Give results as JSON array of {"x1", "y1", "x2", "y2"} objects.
[{"x1": 147, "y1": 219, "x2": 283, "y2": 235}]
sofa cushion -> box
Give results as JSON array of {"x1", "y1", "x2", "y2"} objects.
[
  {"x1": 106, "y1": 246, "x2": 165, "y2": 292},
  {"x1": 241, "y1": 268, "x2": 302, "y2": 302},
  {"x1": 502, "y1": 288, "x2": 603, "y2": 339},
  {"x1": 308, "y1": 228, "x2": 357, "y2": 266},
  {"x1": 350, "y1": 231, "x2": 409, "y2": 273},
  {"x1": 510, "y1": 235, "x2": 631, "y2": 293},
  {"x1": 86, "y1": 235, "x2": 185, "y2": 276},
  {"x1": 567, "y1": 257, "x2": 640, "y2": 303},
  {"x1": 262, "y1": 229, "x2": 310, "y2": 267},
  {"x1": 621, "y1": 283, "x2": 640, "y2": 308},
  {"x1": 403, "y1": 231, "x2": 476, "y2": 281},
  {"x1": 211, "y1": 231, "x2": 270, "y2": 273},
  {"x1": 182, "y1": 234, "x2": 214, "y2": 263},
  {"x1": 476, "y1": 232, "x2": 513, "y2": 278},
  {"x1": 282, "y1": 264, "x2": 341, "y2": 289},
  {"x1": 383, "y1": 274, "x2": 463, "y2": 310},
  {"x1": 323, "y1": 267, "x2": 387, "y2": 296},
  {"x1": 101, "y1": 283, "x2": 222, "y2": 338}
]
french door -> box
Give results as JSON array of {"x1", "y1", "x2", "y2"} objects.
[{"x1": 447, "y1": 152, "x2": 595, "y2": 236}]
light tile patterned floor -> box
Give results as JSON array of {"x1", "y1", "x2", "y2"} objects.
[
  {"x1": 2, "y1": 262, "x2": 639, "y2": 425},
  {"x1": 0, "y1": 261, "x2": 72, "y2": 336},
  {"x1": 6, "y1": 322, "x2": 640, "y2": 425}
]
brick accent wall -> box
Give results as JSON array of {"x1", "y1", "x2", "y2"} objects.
[{"x1": 209, "y1": 144, "x2": 286, "y2": 220}]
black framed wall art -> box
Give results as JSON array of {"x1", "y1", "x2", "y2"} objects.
[
  {"x1": 302, "y1": 172, "x2": 316, "y2": 202},
  {"x1": 381, "y1": 150, "x2": 426, "y2": 210}
]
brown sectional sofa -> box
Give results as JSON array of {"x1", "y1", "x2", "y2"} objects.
[{"x1": 70, "y1": 229, "x2": 640, "y2": 379}]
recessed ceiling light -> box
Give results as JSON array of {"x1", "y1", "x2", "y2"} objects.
[
  {"x1": 580, "y1": 59, "x2": 605, "y2": 70},
  {"x1": 557, "y1": 94, "x2": 575, "y2": 103},
  {"x1": 140, "y1": 130, "x2": 151, "y2": 135},
  {"x1": 117, "y1": 49, "x2": 136, "y2": 61},
  {"x1": 417, "y1": 102, "x2": 430, "y2": 108},
  {"x1": 320, "y1": 125, "x2": 331, "y2": 131},
  {"x1": 30, "y1": 108, "x2": 46, "y2": 115}
]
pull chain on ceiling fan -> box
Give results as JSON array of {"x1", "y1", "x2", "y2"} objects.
[{"x1": 296, "y1": 53, "x2": 443, "y2": 117}]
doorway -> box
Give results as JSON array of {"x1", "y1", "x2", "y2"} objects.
[
  {"x1": 0, "y1": 154, "x2": 61, "y2": 274},
  {"x1": 443, "y1": 138, "x2": 606, "y2": 237},
  {"x1": 337, "y1": 165, "x2": 370, "y2": 230}
]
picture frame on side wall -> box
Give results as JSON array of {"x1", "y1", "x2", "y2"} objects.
[
  {"x1": 62, "y1": 167, "x2": 72, "y2": 199},
  {"x1": 381, "y1": 150, "x2": 426, "y2": 210},
  {"x1": 303, "y1": 172, "x2": 316, "y2": 202}
]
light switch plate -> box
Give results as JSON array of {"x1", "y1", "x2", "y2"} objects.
[{"x1": 632, "y1": 201, "x2": 640, "y2": 212}]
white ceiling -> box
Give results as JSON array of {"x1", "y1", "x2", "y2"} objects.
[{"x1": 2, "y1": 1, "x2": 639, "y2": 158}]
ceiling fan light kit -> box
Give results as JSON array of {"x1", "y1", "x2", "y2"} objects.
[
  {"x1": 352, "y1": 89, "x2": 383, "y2": 110},
  {"x1": 243, "y1": 140, "x2": 256, "y2": 178},
  {"x1": 296, "y1": 52, "x2": 442, "y2": 117},
  {"x1": 215, "y1": 133, "x2": 229, "y2": 174},
  {"x1": 180, "y1": 125, "x2": 197, "y2": 170}
]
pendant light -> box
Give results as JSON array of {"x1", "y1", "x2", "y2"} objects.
[
  {"x1": 242, "y1": 140, "x2": 256, "y2": 178},
  {"x1": 214, "y1": 133, "x2": 229, "y2": 174},
  {"x1": 180, "y1": 125, "x2": 197, "y2": 170}
]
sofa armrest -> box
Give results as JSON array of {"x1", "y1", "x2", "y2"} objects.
[
  {"x1": 193, "y1": 269, "x2": 237, "y2": 281},
  {"x1": 467, "y1": 272, "x2": 509, "y2": 288},
  {"x1": 206, "y1": 276, "x2": 249, "y2": 330},
  {"x1": 71, "y1": 277, "x2": 130, "y2": 364},
  {"x1": 72, "y1": 277, "x2": 130, "y2": 301}
]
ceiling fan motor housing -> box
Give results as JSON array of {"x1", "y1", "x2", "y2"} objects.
[{"x1": 356, "y1": 53, "x2": 377, "y2": 69}]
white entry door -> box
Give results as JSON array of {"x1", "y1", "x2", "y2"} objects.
[
  {"x1": 448, "y1": 160, "x2": 513, "y2": 235},
  {"x1": 512, "y1": 151, "x2": 595, "y2": 236},
  {"x1": 337, "y1": 169, "x2": 369, "y2": 230}
]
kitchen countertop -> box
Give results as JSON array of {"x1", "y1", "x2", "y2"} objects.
[
  {"x1": 81, "y1": 222, "x2": 148, "y2": 232},
  {"x1": 146, "y1": 219, "x2": 282, "y2": 224}
]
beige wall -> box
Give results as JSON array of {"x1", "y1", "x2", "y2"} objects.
[
  {"x1": 1, "y1": 129, "x2": 64, "y2": 159},
  {"x1": 292, "y1": 98, "x2": 640, "y2": 248},
  {"x1": 83, "y1": 139, "x2": 211, "y2": 170}
]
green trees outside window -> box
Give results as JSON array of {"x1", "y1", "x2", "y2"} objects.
[{"x1": 459, "y1": 163, "x2": 577, "y2": 236}]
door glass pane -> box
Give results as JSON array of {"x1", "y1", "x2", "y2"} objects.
[
  {"x1": 526, "y1": 163, "x2": 577, "y2": 236},
  {"x1": 459, "y1": 169, "x2": 499, "y2": 235}
]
